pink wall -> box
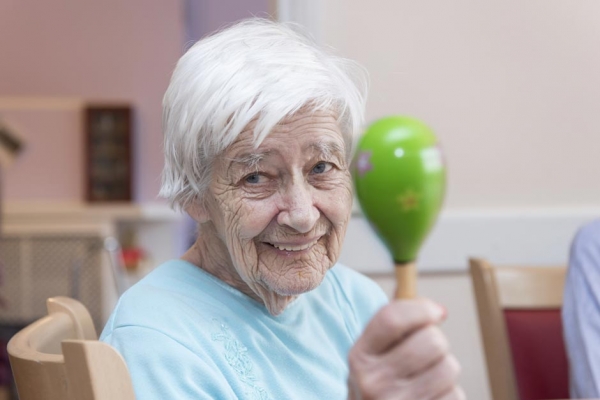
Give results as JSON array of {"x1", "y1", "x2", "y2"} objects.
[
  {"x1": 0, "y1": 0, "x2": 184, "y2": 202},
  {"x1": 0, "y1": 0, "x2": 270, "y2": 203},
  {"x1": 0, "y1": 106, "x2": 84, "y2": 201},
  {"x1": 185, "y1": 0, "x2": 271, "y2": 42}
]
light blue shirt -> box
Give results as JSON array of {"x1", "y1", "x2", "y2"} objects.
[
  {"x1": 100, "y1": 260, "x2": 388, "y2": 399},
  {"x1": 562, "y1": 219, "x2": 600, "y2": 398}
]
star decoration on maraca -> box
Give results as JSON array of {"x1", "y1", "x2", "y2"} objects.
[
  {"x1": 356, "y1": 151, "x2": 373, "y2": 177},
  {"x1": 397, "y1": 189, "x2": 421, "y2": 212}
]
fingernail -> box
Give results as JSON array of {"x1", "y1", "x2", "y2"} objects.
[
  {"x1": 437, "y1": 303, "x2": 448, "y2": 320},
  {"x1": 425, "y1": 301, "x2": 445, "y2": 321}
]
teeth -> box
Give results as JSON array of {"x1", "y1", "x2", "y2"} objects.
[{"x1": 273, "y1": 240, "x2": 318, "y2": 252}]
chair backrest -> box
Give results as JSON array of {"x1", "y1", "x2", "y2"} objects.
[
  {"x1": 469, "y1": 258, "x2": 569, "y2": 400},
  {"x1": 7, "y1": 296, "x2": 135, "y2": 400}
]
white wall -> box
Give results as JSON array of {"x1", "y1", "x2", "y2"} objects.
[{"x1": 321, "y1": 0, "x2": 600, "y2": 210}]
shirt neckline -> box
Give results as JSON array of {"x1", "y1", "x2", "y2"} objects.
[{"x1": 174, "y1": 259, "x2": 304, "y2": 319}]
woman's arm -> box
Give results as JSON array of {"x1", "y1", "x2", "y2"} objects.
[{"x1": 562, "y1": 220, "x2": 600, "y2": 398}]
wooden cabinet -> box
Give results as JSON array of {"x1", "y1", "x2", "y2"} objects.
[{"x1": 85, "y1": 105, "x2": 132, "y2": 202}]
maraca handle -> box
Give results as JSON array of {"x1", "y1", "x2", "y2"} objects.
[{"x1": 394, "y1": 261, "x2": 417, "y2": 299}]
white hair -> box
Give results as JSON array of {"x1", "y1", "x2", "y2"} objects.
[{"x1": 160, "y1": 18, "x2": 368, "y2": 210}]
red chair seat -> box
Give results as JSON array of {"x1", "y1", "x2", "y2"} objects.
[{"x1": 504, "y1": 309, "x2": 569, "y2": 400}]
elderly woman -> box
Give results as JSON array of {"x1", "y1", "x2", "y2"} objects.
[{"x1": 101, "y1": 18, "x2": 463, "y2": 399}]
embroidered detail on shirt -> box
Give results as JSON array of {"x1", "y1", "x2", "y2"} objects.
[{"x1": 211, "y1": 319, "x2": 270, "y2": 400}]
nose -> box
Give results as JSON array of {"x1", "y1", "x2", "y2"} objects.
[{"x1": 277, "y1": 181, "x2": 320, "y2": 233}]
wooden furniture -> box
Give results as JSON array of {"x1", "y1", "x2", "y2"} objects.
[
  {"x1": 7, "y1": 296, "x2": 135, "y2": 400},
  {"x1": 469, "y1": 258, "x2": 569, "y2": 400}
]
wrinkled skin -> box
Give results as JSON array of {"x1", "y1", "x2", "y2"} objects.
[
  {"x1": 183, "y1": 109, "x2": 463, "y2": 399},
  {"x1": 183, "y1": 109, "x2": 353, "y2": 315}
]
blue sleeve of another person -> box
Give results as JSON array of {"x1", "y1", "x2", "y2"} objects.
[{"x1": 562, "y1": 219, "x2": 600, "y2": 398}]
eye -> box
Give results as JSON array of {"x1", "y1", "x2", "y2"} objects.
[
  {"x1": 311, "y1": 162, "x2": 333, "y2": 174},
  {"x1": 244, "y1": 172, "x2": 267, "y2": 184}
]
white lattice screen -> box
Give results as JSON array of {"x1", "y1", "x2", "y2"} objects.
[{"x1": 0, "y1": 234, "x2": 105, "y2": 331}]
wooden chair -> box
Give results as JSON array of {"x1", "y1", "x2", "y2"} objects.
[
  {"x1": 469, "y1": 258, "x2": 569, "y2": 400},
  {"x1": 7, "y1": 296, "x2": 135, "y2": 400}
]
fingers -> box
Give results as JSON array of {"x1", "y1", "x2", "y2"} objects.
[
  {"x1": 347, "y1": 353, "x2": 462, "y2": 400},
  {"x1": 381, "y1": 324, "x2": 449, "y2": 377},
  {"x1": 354, "y1": 298, "x2": 445, "y2": 355},
  {"x1": 409, "y1": 354, "x2": 461, "y2": 399},
  {"x1": 348, "y1": 298, "x2": 460, "y2": 400},
  {"x1": 437, "y1": 386, "x2": 466, "y2": 400}
]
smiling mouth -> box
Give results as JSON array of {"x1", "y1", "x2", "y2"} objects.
[{"x1": 264, "y1": 239, "x2": 320, "y2": 252}]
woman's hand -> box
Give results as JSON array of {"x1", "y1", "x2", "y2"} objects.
[{"x1": 348, "y1": 298, "x2": 464, "y2": 400}]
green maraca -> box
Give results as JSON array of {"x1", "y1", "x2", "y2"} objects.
[{"x1": 353, "y1": 116, "x2": 446, "y2": 299}]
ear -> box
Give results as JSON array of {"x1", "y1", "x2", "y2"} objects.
[{"x1": 185, "y1": 201, "x2": 210, "y2": 224}]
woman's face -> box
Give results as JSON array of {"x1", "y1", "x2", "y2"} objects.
[{"x1": 201, "y1": 110, "x2": 353, "y2": 311}]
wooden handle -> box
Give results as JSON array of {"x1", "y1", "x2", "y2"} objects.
[{"x1": 395, "y1": 261, "x2": 417, "y2": 299}]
